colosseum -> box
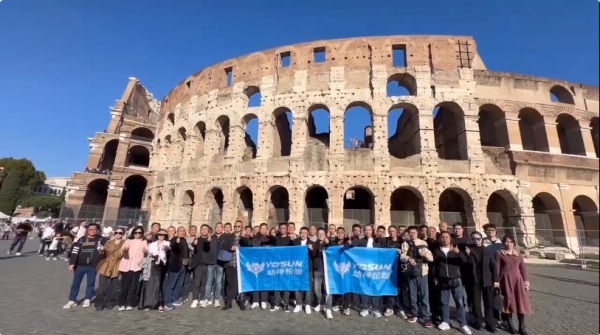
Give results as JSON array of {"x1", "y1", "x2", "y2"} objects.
[{"x1": 65, "y1": 35, "x2": 599, "y2": 252}]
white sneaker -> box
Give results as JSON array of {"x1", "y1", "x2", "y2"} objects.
[
  {"x1": 359, "y1": 309, "x2": 369, "y2": 317},
  {"x1": 82, "y1": 299, "x2": 91, "y2": 308},
  {"x1": 46, "y1": 257, "x2": 50, "y2": 261},
  {"x1": 125, "y1": 306, "x2": 133, "y2": 311},
  {"x1": 461, "y1": 325, "x2": 472, "y2": 334},
  {"x1": 260, "y1": 302, "x2": 267, "y2": 310},
  {"x1": 251, "y1": 302, "x2": 259, "y2": 309},
  {"x1": 16, "y1": 252, "x2": 21, "y2": 256},
  {"x1": 293, "y1": 305, "x2": 302, "y2": 313},
  {"x1": 397, "y1": 310, "x2": 408, "y2": 320},
  {"x1": 118, "y1": 306, "x2": 126, "y2": 311},
  {"x1": 342, "y1": 308, "x2": 350, "y2": 316},
  {"x1": 325, "y1": 309, "x2": 333, "y2": 319},
  {"x1": 331, "y1": 305, "x2": 340, "y2": 312},
  {"x1": 438, "y1": 322, "x2": 451, "y2": 331},
  {"x1": 373, "y1": 311, "x2": 382, "y2": 318},
  {"x1": 190, "y1": 300, "x2": 199, "y2": 308},
  {"x1": 6, "y1": 251, "x2": 10, "y2": 255},
  {"x1": 384, "y1": 308, "x2": 393, "y2": 317},
  {"x1": 62, "y1": 301, "x2": 77, "y2": 309},
  {"x1": 304, "y1": 305, "x2": 311, "y2": 314},
  {"x1": 53, "y1": 257, "x2": 58, "y2": 261},
  {"x1": 214, "y1": 300, "x2": 221, "y2": 308},
  {"x1": 200, "y1": 299, "x2": 207, "y2": 308},
  {"x1": 206, "y1": 300, "x2": 213, "y2": 305},
  {"x1": 313, "y1": 304, "x2": 321, "y2": 312}
]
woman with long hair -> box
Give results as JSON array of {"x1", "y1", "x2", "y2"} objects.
[
  {"x1": 95, "y1": 227, "x2": 125, "y2": 311},
  {"x1": 118, "y1": 226, "x2": 148, "y2": 311},
  {"x1": 139, "y1": 229, "x2": 170, "y2": 312},
  {"x1": 494, "y1": 235, "x2": 532, "y2": 335}
]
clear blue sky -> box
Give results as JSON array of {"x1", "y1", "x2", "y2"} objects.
[{"x1": 0, "y1": 0, "x2": 597, "y2": 178}]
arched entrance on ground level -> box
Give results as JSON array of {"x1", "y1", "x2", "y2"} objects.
[
  {"x1": 343, "y1": 186, "x2": 374, "y2": 230},
  {"x1": 235, "y1": 187, "x2": 254, "y2": 224},
  {"x1": 207, "y1": 188, "x2": 224, "y2": 226},
  {"x1": 266, "y1": 186, "x2": 289, "y2": 228},
  {"x1": 80, "y1": 179, "x2": 109, "y2": 220},
  {"x1": 572, "y1": 196, "x2": 599, "y2": 247},
  {"x1": 438, "y1": 188, "x2": 474, "y2": 229},
  {"x1": 532, "y1": 192, "x2": 566, "y2": 247},
  {"x1": 390, "y1": 187, "x2": 423, "y2": 226},
  {"x1": 120, "y1": 175, "x2": 147, "y2": 209},
  {"x1": 98, "y1": 139, "x2": 119, "y2": 171},
  {"x1": 304, "y1": 186, "x2": 329, "y2": 228},
  {"x1": 486, "y1": 190, "x2": 520, "y2": 236}
]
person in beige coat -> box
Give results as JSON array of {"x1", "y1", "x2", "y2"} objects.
[{"x1": 95, "y1": 228, "x2": 125, "y2": 311}]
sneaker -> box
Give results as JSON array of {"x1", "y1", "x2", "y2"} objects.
[
  {"x1": 342, "y1": 308, "x2": 350, "y2": 316},
  {"x1": 214, "y1": 300, "x2": 221, "y2": 308},
  {"x1": 125, "y1": 306, "x2": 133, "y2": 311},
  {"x1": 191, "y1": 300, "x2": 199, "y2": 308},
  {"x1": 304, "y1": 305, "x2": 311, "y2": 314},
  {"x1": 173, "y1": 300, "x2": 184, "y2": 307},
  {"x1": 53, "y1": 257, "x2": 58, "y2": 261},
  {"x1": 16, "y1": 252, "x2": 21, "y2": 256},
  {"x1": 206, "y1": 300, "x2": 213, "y2": 306},
  {"x1": 64, "y1": 258, "x2": 68, "y2": 262},
  {"x1": 46, "y1": 257, "x2": 50, "y2": 261},
  {"x1": 407, "y1": 316, "x2": 418, "y2": 323},
  {"x1": 251, "y1": 302, "x2": 259, "y2": 309},
  {"x1": 118, "y1": 306, "x2": 126, "y2": 311},
  {"x1": 359, "y1": 309, "x2": 369, "y2": 317},
  {"x1": 283, "y1": 305, "x2": 290, "y2": 313},
  {"x1": 461, "y1": 325, "x2": 472, "y2": 334},
  {"x1": 438, "y1": 322, "x2": 451, "y2": 331},
  {"x1": 164, "y1": 305, "x2": 175, "y2": 311},
  {"x1": 397, "y1": 310, "x2": 408, "y2": 320},
  {"x1": 313, "y1": 304, "x2": 321, "y2": 312},
  {"x1": 293, "y1": 305, "x2": 302, "y2": 313},
  {"x1": 373, "y1": 311, "x2": 382, "y2": 318},
  {"x1": 6, "y1": 251, "x2": 10, "y2": 255},
  {"x1": 62, "y1": 301, "x2": 77, "y2": 309},
  {"x1": 269, "y1": 305, "x2": 280, "y2": 312},
  {"x1": 331, "y1": 305, "x2": 340, "y2": 312},
  {"x1": 325, "y1": 309, "x2": 333, "y2": 319},
  {"x1": 82, "y1": 299, "x2": 91, "y2": 308},
  {"x1": 424, "y1": 321, "x2": 433, "y2": 328},
  {"x1": 200, "y1": 300, "x2": 208, "y2": 308},
  {"x1": 384, "y1": 308, "x2": 394, "y2": 317},
  {"x1": 260, "y1": 302, "x2": 267, "y2": 310}
]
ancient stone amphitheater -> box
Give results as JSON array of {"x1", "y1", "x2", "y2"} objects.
[{"x1": 67, "y1": 35, "x2": 599, "y2": 250}]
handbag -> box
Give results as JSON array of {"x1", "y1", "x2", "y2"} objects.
[
  {"x1": 440, "y1": 278, "x2": 461, "y2": 290},
  {"x1": 217, "y1": 249, "x2": 233, "y2": 262}
]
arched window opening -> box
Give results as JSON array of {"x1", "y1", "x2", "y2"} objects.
[
  {"x1": 344, "y1": 102, "x2": 373, "y2": 149},
  {"x1": 245, "y1": 86, "x2": 262, "y2": 108},
  {"x1": 182, "y1": 190, "x2": 195, "y2": 206},
  {"x1": 433, "y1": 103, "x2": 468, "y2": 160},
  {"x1": 308, "y1": 105, "x2": 330, "y2": 148},
  {"x1": 388, "y1": 104, "x2": 420, "y2": 158},
  {"x1": 532, "y1": 193, "x2": 566, "y2": 247},
  {"x1": 82, "y1": 179, "x2": 109, "y2": 206},
  {"x1": 518, "y1": 108, "x2": 549, "y2": 152},
  {"x1": 386, "y1": 73, "x2": 417, "y2": 97},
  {"x1": 208, "y1": 188, "x2": 224, "y2": 226},
  {"x1": 216, "y1": 116, "x2": 231, "y2": 154},
  {"x1": 193, "y1": 122, "x2": 206, "y2": 158},
  {"x1": 120, "y1": 175, "x2": 147, "y2": 209},
  {"x1": 556, "y1": 114, "x2": 586, "y2": 156},
  {"x1": 98, "y1": 139, "x2": 119, "y2": 171},
  {"x1": 390, "y1": 187, "x2": 423, "y2": 226},
  {"x1": 304, "y1": 186, "x2": 329, "y2": 228},
  {"x1": 268, "y1": 186, "x2": 290, "y2": 228},
  {"x1": 439, "y1": 188, "x2": 473, "y2": 228},
  {"x1": 550, "y1": 85, "x2": 575, "y2": 104},
  {"x1": 126, "y1": 146, "x2": 150, "y2": 168},
  {"x1": 242, "y1": 114, "x2": 259, "y2": 160},
  {"x1": 272, "y1": 108, "x2": 293, "y2": 157},
  {"x1": 572, "y1": 195, "x2": 599, "y2": 247},
  {"x1": 343, "y1": 186, "x2": 374, "y2": 229},
  {"x1": 236, "y1": 187, "x2": 254, "y2": 224},
  {"x1": 167, "y1": 113, "x2": 175, "y2": 125},
  {"x1": 131, "y1": 128, "x2": 155, "y2": 142},
  {"x1": 478, "y1": 105, "x2": 509, "y2": 148}
]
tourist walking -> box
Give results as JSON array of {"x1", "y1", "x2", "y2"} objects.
[{"x1": 7, "y1": 220, "x2": 33, "y2": 256}]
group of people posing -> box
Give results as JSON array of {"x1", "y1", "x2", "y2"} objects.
[{"x1": 62, "y1": 220, "x2": 532, "y2": 335}]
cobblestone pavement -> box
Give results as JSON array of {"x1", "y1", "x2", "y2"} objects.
[{"x1": 0, "y1": 240, "x2": 598, "y2": 335}]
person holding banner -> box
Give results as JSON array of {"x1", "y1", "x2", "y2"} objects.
[
  {"x1": 220, "y1": 220, "x2": 249, "y2": 311},
  {"x1": 399, "y1": 226, "x2": 434, "y2": 328},
  {"x1": 292, "y1": 227, "x2": 316, "y2": 314},
  {"x1": 240, "y1": 223, "x2": 275, "y2": 310},
  {"x1": 330, "y1": 227, "x2": 352, "y2": 316},
  {"x1": 269, "y1": 222, "x2": 295, "y2": 312},
  {"x1": 189, "y1": 225, "x2": 212, "y2": 308},
  {"x1": 383, "y1": 225, "x2": 403, "y2": 318},
  {"x1": 351, "y1": 224, "x2": 384, "y2": 318}
]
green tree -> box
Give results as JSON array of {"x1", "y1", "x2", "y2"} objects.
[
  {"x1": 0, "y1": 157, "x2": 48, "y2": 214},
  {"x1": 0, "y1": 173, "x2": 20, "y2": 214}
]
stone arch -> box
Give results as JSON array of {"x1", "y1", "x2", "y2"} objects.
[
  {"x1": 193, "y1": 121, "x2": 206, "y2": 158},
  {"x1": 244, "y1": 86, "x2": 262, "y2": 108},
  {"x1": 131, "y1": 127, "x2": 154, "y2": 141},
  {"x1": 167, "y1": 113, "x2": 175, "y2": 125},
  {"x1": 235, "y1": 186, "x2": 254, "y2": 224},
  {"x1": 304, "y1": 185, "x2": 329, "y2": 228},
  {"x1": 591, "y1": 117, "x2": 599, "y2": 158},
  {"x1": 518, "y1": 108, "x2": 549, "y2": 152},
  {"x1": 82, "y1": 179, "x2": 109, "y2": 206},
  {"x1": 550, "y1": 85, "x2": 575, "y2": 104},
  {"x1": 388, "y1": 103, "x2": 420, "y2": 158},
  {"x1": 343, "y1": 186, "x2": 375, "y2": 229},
  {"x1": 272, "y1": 107, "x2": 293, "y2": 157},
  {"x1": 206, "y1": 187, "x2": 224, "y2": 225},
  {"x1": 386, "y1": 73, "x2": 417, "y2": 97},
  {"x1": 433, "y1": 102, "x2": 468, "y2": 160},
  {"x1": 344, "y1": 101, "x2": 374, "y2": 149},
  {"x1": 572, "y1": 195, "x2": 599, "y2": 247},
  {"x1": 242, "y1": 113, "x2": 259, "y2": 160},
  {"x1": 120, "y1": 175, "x2": 147, "y2": 208},
  {"x1": 215, "y1": 115, "x2": 231, "y2": 154},
  {"x1": 390, "y1": 186, "x2": 424, "y2": 226},
  {"x1": 556, "y1": 113, "x2": 586, "y2": 156},
  {"x1": 532, "y1": 192, "x2": 566, "y2": 247},
  {"x1": 478, "y1": 104, "x2": 509, "y2": 148},
  {"x1": 98, "y1": 139, "x2": 119, "y2": 171},
  {"x1": 126, "y1": 145, "x2": 150, "y2": 168},
  {"x1": 308, "y1": 104, "x2": 330, "y2": 148},
  {"x1": 266, "y1": 185, "x2": 290, "y2": 227},
  {"x1": 182, "y1": 190, "x2": 195, "y2": 206},
  {"x1": 486, "y1": 190, "x2": 520, "y2": 234},
  {"x1": 178, "y1": 127, "x2": 187, "y2": 142},
  {"x1": 438, "y1": 187, "x2": 474, "y2": 228}
]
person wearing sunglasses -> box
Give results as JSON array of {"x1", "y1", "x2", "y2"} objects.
[
  {"x1": 463, "y1": 231, "x2": 487, "y2": 331},
  {"x1": 95, "y1": 228, "x2": 125, "y2": 311},
  {"x1": 118, "y1": 227, "x2": 148, "y2": 311},
  {"x1": 140, "y1": 229, "x2": 170, "y2": 312}
]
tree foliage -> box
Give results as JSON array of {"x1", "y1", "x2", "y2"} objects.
[
  {"x1": 0, "y1": 157, "x2": 48, "y2": 214},
  {"x1": 0, "y1": 173, "x2": 20, "y2": 214}
]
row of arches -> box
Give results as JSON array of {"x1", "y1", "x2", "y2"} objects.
[
  {"x1": 155, "y1": 101, "x2": 599, "y2": 170},
  {"x1": 152, "y1": 184, "x2": 599, "y2": 247},
  {"x1": 83, "y1": 175, "x2": 148, "y2": 209},
  {"x1": 97, "y1": 128, "x2": 154, "y2": 171}
]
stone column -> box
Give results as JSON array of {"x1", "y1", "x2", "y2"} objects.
[
  {"x1": 579, "y1": 121, "x2": 597, "y2": 158},
  {"x1": 291, "y1": 115, "x2": 307, "y2": 156},
  {"x1": 505, "y1": 115, "x2": 523, "y2": 151},
  {"x1": 329, "y1": 112, "x2": 345, "y2": 172},
  {"x1": 418, "y1": 111, "x2": 438, "y2": 174},
  {"x1": 226, "y1": 125, "x2": 245, "y2": 162},
  {"x1": 114, "y1": 136, "x2": 131, "y2": 168},
  {"x1": 372, "y1": 113, "x2": 389, "y2": 172},
  {"x1": 545, "y1": 122, "x2": 562, "y2": 154},
  {"x1": 204, "y1": 129, "x2": 219, "y2": 157},
  {"x1": 557, "y1": 183, "x2": 581, "y2": 251},
  {"x1": 256, "y1": 120, "x2": 272, "y2": 159}
]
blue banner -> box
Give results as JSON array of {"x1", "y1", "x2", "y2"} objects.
[
  {"x1": 324, "y1": 246, "x2": 399, "y2": 296},
  {"x1": 237, "y1": 246, "x2": 310, "y2": 293}
]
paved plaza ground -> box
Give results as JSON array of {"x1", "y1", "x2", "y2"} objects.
[{"x1": 0, "y1": 240, "x2": 598, "y2": 335}]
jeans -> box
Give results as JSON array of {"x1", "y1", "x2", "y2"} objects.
[
  {"x1": 296, "y1": 271, "x2": 314, "y2": 306},
  {"x1": 69, "y1": 265, "x2": 97, "y2": 302},
  {"x1": 192, "y1": 264, "x2": 209, "y2": 300},
  {"x1": 313, "y1": 271, "x2": 325, "y2": 306},
  {"x1": 360, "y1": 295, "x2": 381, "y2": 311},
  {"x1": 165, "y1": 267, "x2": 186, "y2": 306},
  {"x1": 119, "y1": 270, "x2": 142, "y2": 307},
  {"x1": 9, "y1": 236, "x2": 27, "y2": 253},
  {"x1": 205, "y1": 264, "x2": 224, "y2": 301},
  {"x1": 441, "y1": 280, "x2": 467, "y2": 327},
  {"x1": 408, "y1": 275, "x2": 431, "y2": 321}
]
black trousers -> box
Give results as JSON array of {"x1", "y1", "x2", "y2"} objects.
[
  {"x1": 333, "y1": 293, "x2": 352, "y2": 309},
  {"x1": 467, "y1": 281, "x2": 484, "y2": 324},
  {"x1": 428, "y1": 274, "x2": 441, "y2": 321},
  {"x1": 96, "y1": 275, "x2": 119, "y2": 308},
  {"x1": 252, "y1": 291, "x2": 268, "y2": 303},
  {"x1": 224, "y1": 266, "x2": 239, "y2": 307},
  {"x1": 483, "y1": 286, "x2": 501, "y2": 326},
  {"x1": 119, "y1": 270, "x2": 141, "y2": 307},
  {"x1": 192, "y1": 265, "x2": 208, "y2": 300},
  {"x1": 274, "y1": 291, "x2": 290, "y2": 306}
]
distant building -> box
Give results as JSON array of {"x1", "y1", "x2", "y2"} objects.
[{"x1": 36, "y1": 177, "x2": 70, "y2": 200}]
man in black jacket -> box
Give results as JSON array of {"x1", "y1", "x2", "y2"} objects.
[
  {"x1": 7, "y1": 220, "x2": 33, "y2": 256},
  {"x1": 241, "y1": 223, "x2": 274, "y2": 310},
  {"x1": 63, "y1": 223, "x2": 103, "y2": 309},
  {"x1": 190, "y1": 224, "x2": 212, "y2": 308},
  {"x1": 165, "y1": 226, "x2": 190, "y2": 309},
  {"x1": 292, "y1": 227, "x2": 316, "y2": 314},
  {"x1": 269, "y1": 222, "x2": 294, "y2": 312},
  {"x1": 221, "y1": 220, "x2": 250, "y2": 311},
  {"x1": 481, "y1": 229, "x2": 501, "y2": 333}
]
